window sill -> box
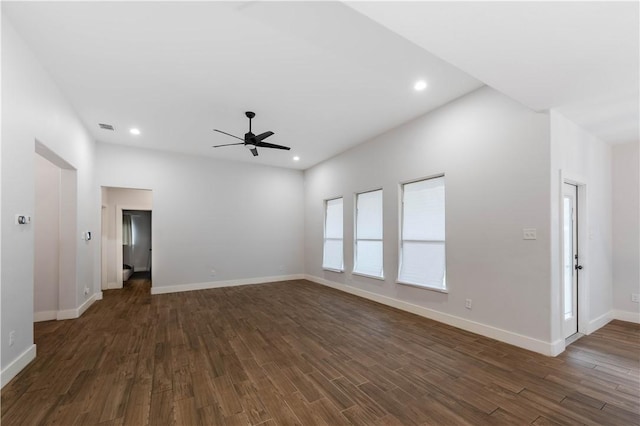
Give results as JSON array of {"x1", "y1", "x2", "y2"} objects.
[
  {"x1": 323, "y1": 268, "x2": 344, "y2": 273},
  {"x1": 352, "y1": 271, "x2": 385, "y2": 281},
  {"x1": 396, "y1": 280, "x2": 448, "y2": 294}
]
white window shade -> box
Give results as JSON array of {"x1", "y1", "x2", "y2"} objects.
[
  {"x1": 323, "y1": 198, "x2": 343, "y2": 271},
  {"x1": 354, "y1": 190, "x2": 383, "y2": 278},
  {"x1": 399, "y1": 177, "x2": 446, "y2": 290},
  {"x1": 402, "y1": 178, "x2": 445, "y2": 241}
]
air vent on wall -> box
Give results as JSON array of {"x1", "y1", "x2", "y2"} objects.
[{"x1": 98, "y1": 123, "x2": 115, "y2": 131}]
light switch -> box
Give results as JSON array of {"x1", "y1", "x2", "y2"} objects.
[{"x1": 523, "y1": 228, "x2": 537, "y2": 240}]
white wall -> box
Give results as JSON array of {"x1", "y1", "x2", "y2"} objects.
[
  {"x1": 1, "y1": 16, "x2": 98, "y2": 385},
  {"x1": 305, "y1": 87, "x2": 554, "y2": 352},
  {"x1": 102, "y1": 188, "x2": 152, "y2": 288},
  {"x1": 96, "y1": 143, "x2": 305, "y2": 292},
  {"x1": 550, "y1": 111, "x2": 614, "y2": 342},
  {"x1": 34, "y1": 155, "x2": 60, "y2": 318},
  {"x1": 612, "y1": 142, "x2": 640, "y2": 320}
]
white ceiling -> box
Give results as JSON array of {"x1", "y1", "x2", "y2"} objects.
[
  {"x1": 4, "y1": 2, "x2": 637, "y2": 172},
  {"x1": 2, "y1": 1, "x2": 482, "y2": 170},
  {"x1": 348, "y1": 1, "x2": 640, "y2": 146}
]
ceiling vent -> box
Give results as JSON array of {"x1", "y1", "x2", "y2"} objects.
[{"x1": 98, "y1": 123, "x2": 114, "y2": 131}]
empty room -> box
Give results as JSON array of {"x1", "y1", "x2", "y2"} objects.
[{"x1": 1, "y1": 2, "x2": 639, "y2": 425}]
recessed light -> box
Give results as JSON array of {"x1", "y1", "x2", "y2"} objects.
[
  {"x1": 414, "y1": 80, "x2": 427, "y2": 91},
  {"x1": 129, "y1": 128, "x2": 141, "y2": 135},
  {"x1": 293, "y1": 156, "x2": 300, "y2": 161}
]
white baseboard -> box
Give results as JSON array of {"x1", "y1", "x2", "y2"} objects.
[
  {"x1": 1, "y1": 344, "x2": 36, "y2": 389},
  {"x1": 585, "y1": 311, "x2": 612, "y2": 334},
  {"x1": 151, "y1": 274, "x2": 306, "y2": 295},
  {"x1": 612, "y1": 309, "x2": 640, "y2": 324},
  {"x1": 56, "y1": 293, "x2": 99, "y2": 320},
  {"x1": 96, "y1": 291, "x2": 103, "y2": 301},
  {"x1": 34, "y1": 310, "x2": 57, "y2": 322},
  {"x1": 304, "y1": 274, "x2": 558, "y2": 356},
  {"x1": 549, "y1": 339, "x2": 566, "y2": 357}
]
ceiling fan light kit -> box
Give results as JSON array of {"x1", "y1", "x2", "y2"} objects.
[{"x1": 213, "y1": 111, "x2": 290, "y2": 157}]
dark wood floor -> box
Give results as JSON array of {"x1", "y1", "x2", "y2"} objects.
[{"x1": 2, "y1": 278, "x2": 639, "y2": 425}]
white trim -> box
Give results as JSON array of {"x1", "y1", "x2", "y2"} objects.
[
  {"x1": 549, "y1": 339, "x2": 565, "y2": 356},
  {"x1": 397, "y1": 280, "x2": 448, "y2": 293},
  {"x1": 585, "y1": 311, "x2": 612, "y2": 334},
  {"x1": 78, "y1": 293, "x2": 97, "y2": 317},
  {"x1": 56, "y1": 293, "x2": 99, "y2": 320},
  {"x1": 107, "y1": 281, "x2": 121, "y2": 289},
  {"x1": 57, "y1": 308, "x2": 78, "y2": 320},
  {"x1": 34, "y1": 311, "x2": 57, "y2": 322},
  {"x1": 96, "y1": 291, "x2": 103, "y2": 301},
  {"x1": 612, "y1": 309, "x2": 640, "y2": 324},
  {"x1": 306, "y1": 274, "x2": 558, "y2": 356},
  {"x1": 150, "y1": 274, "x2": 305, "y2": 295},
  {"x1": 1, "y1": 344, "x2": 36, "y2": 389},
  {"x1": 352, "y1": 271, "x2": 385, "y2": 281}
]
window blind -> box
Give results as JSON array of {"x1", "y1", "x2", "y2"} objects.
[
  {"x1": 354, "y1": 189, "x2": 383, "y2": 277},
  {"x1": 323, "y1": 197, "x2": 344, "y2": 271},
  {"x1": 398, "y1": 177, "x2": 446, "y2": 289}
]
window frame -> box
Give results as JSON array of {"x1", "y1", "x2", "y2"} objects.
[
  {"x1": 353, "y1": 188, "x2": 384, "y2": 280},
  {"x1": 397, "y1": 174, "x2": 447, "y2": 293},
  {"x1": 322, "y1": 196, "x2": 344, "y2": 273}
]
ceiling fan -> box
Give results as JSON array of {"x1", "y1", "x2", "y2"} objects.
[{"x1": 213, "y1": 111, "x2": 290, "y2": 157}]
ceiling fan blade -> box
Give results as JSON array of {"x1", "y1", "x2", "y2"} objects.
[
  {"x1": 254, "y1": 141, "x2": 291, "y2": 150},
  {"x1": 250, "y1": 147, "x2": 259, "y2": 157},
  {"x1": 213, "y1": 129, "x2": 244, "y2": 141},
  {"x1": 253, "y1": 131, "x2": 274, "y2": 142},
  {"x1": 212, "y1": 142, "x2": 245, "y2": 148}
]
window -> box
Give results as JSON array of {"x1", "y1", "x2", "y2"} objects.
[
  {"x1": 354, "y1": 189, "x2": 383, "y2": 278},
  {"x1": 398, "y1": 176, "x2": 446, "y2": 290},
  {"x1": 323, "y1": 197, "x2": 343, "y2": 271}
]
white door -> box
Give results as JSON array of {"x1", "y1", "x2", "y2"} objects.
[{"x1": 563, "y1": 183, "x2": 580, "y2": 338}]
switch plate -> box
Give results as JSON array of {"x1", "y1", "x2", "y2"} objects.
[
  {"x1": 523, "y1": 228, "x2": 537, "y2": 240},
  {"x1": 632, "y1": 294, "x2": 640, "y2": 303}
]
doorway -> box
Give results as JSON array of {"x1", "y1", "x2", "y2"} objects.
[
  {"x1": 563, "y1": 182, "x2": 582, "y2": 340},
  {"x1": 122, "y1": 210, "x2": 152, "y2": 287},
  {"x1": 34, "y1": 142, "x2": 77, "y2": 322},
  {"x1": 100, "y1": 187, "x2": 153, "y2": 291}
]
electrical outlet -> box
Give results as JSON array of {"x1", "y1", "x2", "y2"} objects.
[
  {"x1": 465, "y1": 299, "x2": 472, "y2": 309},
  {"x1": 9, "y1": 331, "x2": 15, "y2": 347},
  {"x1": 632, "y1": 294, "x2": 640, "y2": 303},
  {"x1": 210, "y1": 269, "x2": 217, "y2": 277},
  {"x1": 523, "y1": 228, "x2": 537, "y2": 240},
  {"x1": 84, "y1": 286, "x2": 89, "y2": 295}
]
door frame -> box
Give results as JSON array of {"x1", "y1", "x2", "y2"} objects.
[
  {"x1": 116, "y1": 204, "x2": 153, "y2": 288},
  {"x1": 559, "y1": 172, "x2": 589, "y2": 341}
]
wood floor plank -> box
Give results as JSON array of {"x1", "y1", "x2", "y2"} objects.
[{"x1": 1, "y1": 276, "x2": 638, "y2": 425}]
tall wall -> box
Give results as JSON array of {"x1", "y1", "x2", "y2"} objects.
[
  {"x1": 95, "y1": 142, "x2": 305, "y2": 293},
  {"x1": 612, "y1": 142, "x2": 640, "y2": 320},
  {"x1": 304, "y1": 87, "x2": 554, "y2": 353},
  {"x1": 549, "y1": 111, "x2": 614, "y2": 344},
  {"x1": 1, "y1": 16, "x2": 98, "y2": 385}
]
